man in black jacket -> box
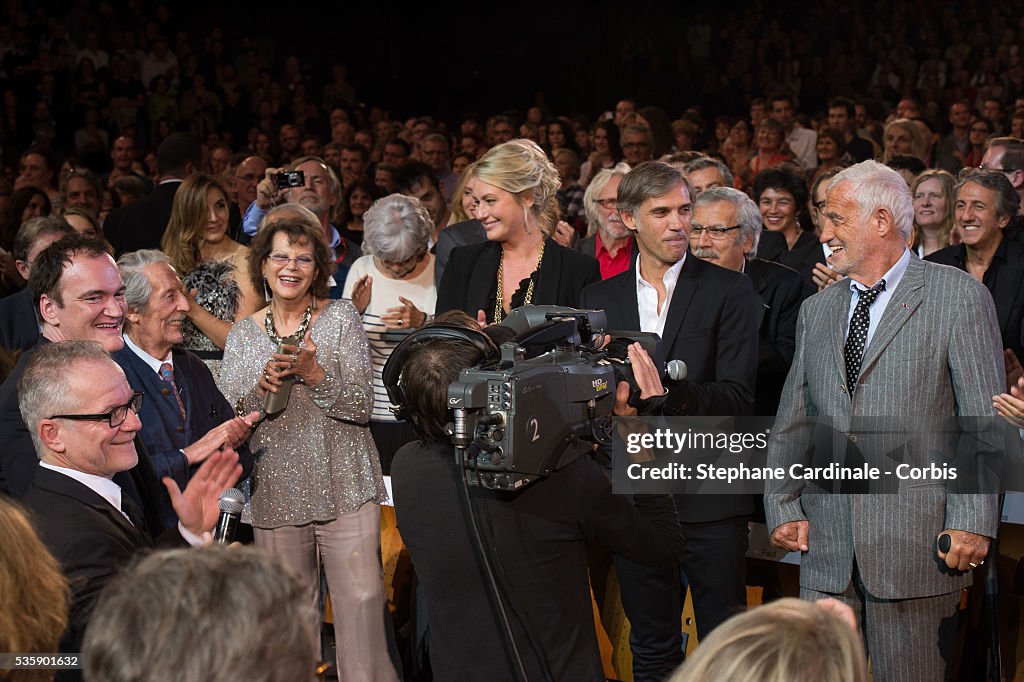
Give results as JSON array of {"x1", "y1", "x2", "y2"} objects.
[
  {"x1": 926, "y1": 169, "x2": 1024, "y2": 363},
  {"x1": 580, "y1": 161, "x2": 758, "y2": 681},
  {"x1": 19, "y1": 341, "x2": 241, "y2": 662},
  {"x1": 102, "y1": 132, "x2": 201, "y2": 256},
  {"x1": 691, "y1": 186, "x2": 802, "y2": 415}
]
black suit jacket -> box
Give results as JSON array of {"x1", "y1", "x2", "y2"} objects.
[
  {"x1": 436, "y1": 238, "x2": 600, "y2": 322},
  {"x1": 0, "y1": 287, "x2": 38, "y2": 352},
  {"x1": 745, "y1": 258, "x2": 803, "y2": 415},
  {"x1": 103, "y1": 180, "x2": 181, "y2": 256},
  {"x1": 0, "y1": 341, "x2": 169, "y2": 532},
  {"x1": 22, "y1": 466, "x2": 183, "y2": 661},
  {"x1": 926, "y1": 237, "x2": 1024, "y2": 361},
  {"x1": 112, "y1": 345, "x2": 253, "y2": 528},
  {"x1": 434, "y1": 219, "x2": 485, "y2": 288},
  {"x1": 778, "y1": 234, "x2": 827, "y2": 300},
  {"x1": 580, "y1": 254, "x2": 759, "y2": 522}
]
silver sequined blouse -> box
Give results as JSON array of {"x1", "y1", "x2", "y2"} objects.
[{"x1": 217, "y1": 299, "x2": 387, "y2": 529}]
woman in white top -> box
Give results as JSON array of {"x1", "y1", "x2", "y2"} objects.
[{"x1": 343, "y1": 193, "x2": 436, "y2": 472}]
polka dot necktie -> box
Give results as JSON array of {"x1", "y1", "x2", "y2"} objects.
[{"x1": 844, "y1": 279, "x2": 886, "y2": 395}]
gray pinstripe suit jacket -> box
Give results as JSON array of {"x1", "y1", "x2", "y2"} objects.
[{"x1": 765, "y1": 254, "x2": 1002, "y2": 599}]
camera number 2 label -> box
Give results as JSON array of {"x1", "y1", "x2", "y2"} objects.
[{"x1": 527, "y1": 417, "x2": 541, "y2": 442}]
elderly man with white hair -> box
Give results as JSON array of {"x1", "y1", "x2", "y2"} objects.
[
  {"x1": 573, "y1": 166, "x2": 634, "y2": 280},
  {"x1": 765, "y1": 160, "x2": 1002, "y2": 680}
]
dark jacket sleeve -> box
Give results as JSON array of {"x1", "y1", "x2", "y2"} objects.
[
  {"x1": 663, "y1": 272, "x2": 758, "y2": 417},
  {"x1": 436, "y1": 244, "x2": 471, "y2": 316},
  {"x1": 577, "y1": 457, "x2": 683, "y2": 567}
]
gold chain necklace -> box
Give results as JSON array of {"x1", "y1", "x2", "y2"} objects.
[{"x1": 494, "y1": 239, "x2": 545, "y2": 324}]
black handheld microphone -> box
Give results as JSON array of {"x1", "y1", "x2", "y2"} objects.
[
  {"x1": 938, "y1": 533, "x2": 951, "y2": 553},
  {"x1": 213, "y1": 488, "x2": 245, "y2": 544}
]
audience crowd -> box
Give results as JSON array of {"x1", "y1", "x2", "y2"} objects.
[{"x1": 3, "y1": 1, "x2": 1024, "y2": 681}]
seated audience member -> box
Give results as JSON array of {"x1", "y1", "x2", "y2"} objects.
[
  {"x1": 388, "y1": 314, "x2": 683, "y2": 680},
  {"x1": 0, "y1": 186, "x2": 52, "y2": 258},
  {"x1": 395, "y1": 161, "x2": 451, "y2": 245},
  {"x1": 752, "y1": 166, "x2": 814, "y2": 255},
  {"x1": 110, "y1": 174, "x2": 149, "y2": 208},
  {"x1": 669, "y1": 598, "x2": 867, "y2": 682},
  {"x1": 981, "y1": 136, "x2": 1024, "y2": 215},
  {"x1": 886, "y1": 154, "x2": 928, "y2": 186},
  {"x1": 683, "y1": 156, "x2": 734, "y2": 196},
  {"x1": 882, "y1": 119, "x2": 928, "y2": 165},
  {"x1": 782, "y1": 168, "x2": 842, "y2": 297},
  {"x1": 60, "y1": 168, "x2": 102, "y2": 218},
  {"x1": 83, "y1": 546, "x2": 319, "y2": 682},
  {"x1": 62, "y1": 207, "x2": 102, "y2": 240},
  {"x1": 554, "y1": 148, "x2": 586, "y2": 225},
  {"x1": 0, "y1": 216, "x2": 74, "y2": 352},
  {"x1": 574, "y1": 167, "x2": 633, "y2": 280},
  {"x1": 241, "y1": 155, "x2": 360, "y2": 285},
  {"x1": 113, "y1": 250, "x2": 256, "y2": 498},
  {"x1": 103, "y1": 132, "x2": 203, "y2": 256},
  {"x1": 926, "y1": 169, "x2": 1024, "y2": 364},
  {"x1": 0, "y1": 497, "x2": 69, "y2": 680},
  {"x1": 18, "y1": 341, "x2": 242, "y2": 657}
]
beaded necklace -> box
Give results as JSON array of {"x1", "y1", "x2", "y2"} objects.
[{"x1": 265, "y1": 297, "x2": 314, "y2": 345}]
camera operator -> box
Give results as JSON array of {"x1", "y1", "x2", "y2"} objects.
[{"x1": 389, "y1": 313, "x2": 683, "y2": 681}]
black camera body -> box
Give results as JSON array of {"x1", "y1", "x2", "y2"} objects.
[
  {"x1": 444, "y1": 306, "x2": 658, "y2": 491},
  {"x1": 275, "y1": 170, "x2": 305, "y2": 189}
]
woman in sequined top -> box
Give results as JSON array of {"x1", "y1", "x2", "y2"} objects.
[
  {"x1": 161, "y1": 174, "x2": 261, "y2": 376},
  {"x1": 217, "y1": 213, "x2": 396, "y2": 682}
]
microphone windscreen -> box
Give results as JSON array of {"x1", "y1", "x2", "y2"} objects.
[{"x1": 217, "y1": 487, "x2": 245, "y2": 515}]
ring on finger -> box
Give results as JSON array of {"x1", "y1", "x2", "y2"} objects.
[{"x1": 969, "y1": 562, "x2": 978, "y2": 568}]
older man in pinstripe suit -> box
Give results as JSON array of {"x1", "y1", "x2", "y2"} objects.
[{"x1": 765, "y1": 160, "x2": 1001, "y2": 681}]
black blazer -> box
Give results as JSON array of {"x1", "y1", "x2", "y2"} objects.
[
  {"x1": 434, "y1": 219, "x2": 485, "y2": 288},
  {"x1": 0, "y1": 287, "x2": 38, "y2": 352},
  {"x1": 103, "y1": 180, "x2": 181, "y2": 256},
  {"x1": 0, "y1": 341, "x2": 169, "y2": 532},
  {"x1": 22, "y1": 466, "x2": 184, "y2": 659},
  {"x1": 745, "y1": 258, "x2": 803, "y2": 415},
  {"x1": 926, "y1": 238, "x2": 1024, "y2": 361},
  {"x1": 778, "y1": 234, "x2": 827, "y2": 300},
  {"x1": 436, "y1": 238, "x2": 600, "y2": 322},
  {"x1": 580, "y1": 254, "x2": 759, "y2": 522}
]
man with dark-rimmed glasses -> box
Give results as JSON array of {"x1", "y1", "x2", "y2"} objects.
[{"x1": 19, "y1": 340, "x2": 241, "y2": 660}]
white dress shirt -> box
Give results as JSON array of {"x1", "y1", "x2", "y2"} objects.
[{"x1": 636, "y1": 254, "x2": 685, "y2": 337}]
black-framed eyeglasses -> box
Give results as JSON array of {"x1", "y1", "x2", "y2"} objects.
[
  {"x1": 50, "y1": 391, "x2": 144, "y2": 428},
  {"x1": 690, "y1": 224, "x2": 742, "y2": 241},
  {"x1": 592, "y1": 198, "x2": 618, "y2": 209}
]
